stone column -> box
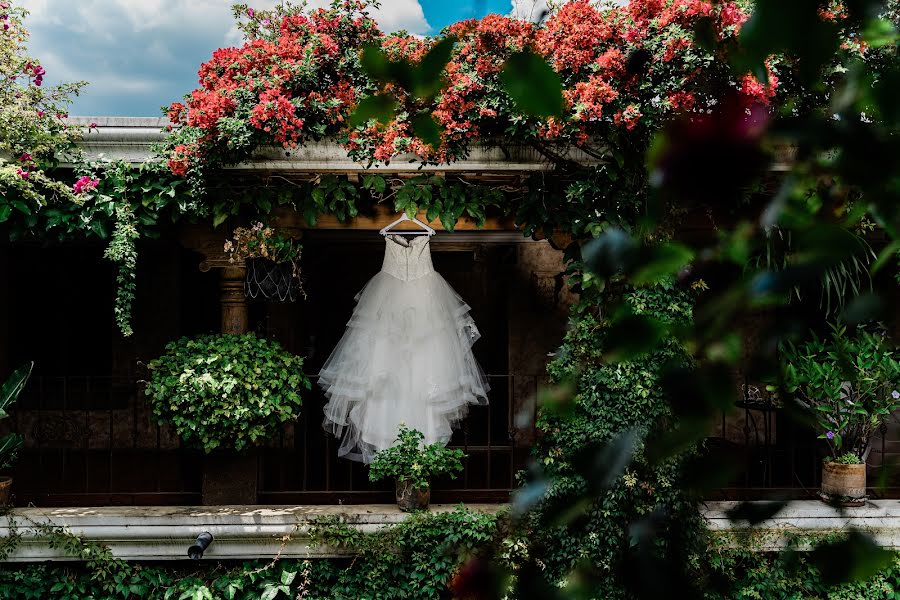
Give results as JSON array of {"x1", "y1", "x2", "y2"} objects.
[
  {"x1": 205, "y1": 264, "x2": 257, "y2": 505},
  {"x1": 220, "y1": 265, "x2": 248, "y2": 335}
]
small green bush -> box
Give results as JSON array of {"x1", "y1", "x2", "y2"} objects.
[
  {"x1": 368, "y1": 424, "x2": 465, "y2": 490},
  {"x1": 145, "y1": 334, "x2": 310, "y2": 453}
]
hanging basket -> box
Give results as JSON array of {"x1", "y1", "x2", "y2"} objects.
[{"x1": 245, "y1": 258, "x2": 300, "y2": 303}]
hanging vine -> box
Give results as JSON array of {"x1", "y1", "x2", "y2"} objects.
[{"x1": 103, "y1": 204, "x2": 139, "y2": 337}]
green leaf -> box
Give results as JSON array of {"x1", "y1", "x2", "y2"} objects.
[
  {"x1": 359, "y1": 44, "x2": 392, "y2": 84},
  {"x1": 212, "y1": 212, "x2": 228, "y2": 228},
  {"x1": 500, "y1": 51, "x2": 564, "y2": 117},
  {"x1": 410, "y1": 112, "x2": 442, "y2": 148},
  {"x1": 281, "y1": 570, "x2": 297, "y2": 586},
  {"x1": 349, "y1": 94, "x2": 397, "y2": 128},
  {"x1": 413, "y1": 36, "x2": 456, "y2": 99},
  {"x1": 0, "y1": 362, "x2": 33, "y2": 413},
  {"x1": 259, "y1": 585, "x2": 280, "y2": 600},
  {"x1": 631, "y1": 243, "x2": 694, "y2": 285},
  {"x1": 0, "y1": 204, "x2": 11, "y2": 223}
]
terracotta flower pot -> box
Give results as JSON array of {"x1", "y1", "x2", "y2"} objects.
[
  {"x1": 0, "y1": 476, "x2": 12, "y2": 507},
  {"x1": 821, "y1": 461, "x2": 866, "y2": 506},
  {"x1": 395, "y1": 479, "x2": 430, "y2": 512}
]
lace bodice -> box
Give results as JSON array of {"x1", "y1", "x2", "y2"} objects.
[{"x1": 381, "y1": 234, "x2": 434, "y2": 281}]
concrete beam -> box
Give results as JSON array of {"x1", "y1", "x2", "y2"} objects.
[
  {"x1": 3, "y1": 501, "x2": 899, "y2": 562},
  {"x1": 0, "y1": 504, "x2": 505, "y2": 562},
  {"x1": 65, "y1": 117, "x2": 604, "y2": 172}
]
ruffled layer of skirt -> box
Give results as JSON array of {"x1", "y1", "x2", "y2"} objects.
[{"x1": 318, "y1": 270, "x2": 489, "y2": 463}]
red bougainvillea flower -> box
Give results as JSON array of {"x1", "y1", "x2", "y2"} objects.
[
  {"x1": 566, "y1": 75, "x2": 619, "y2": 122},
  {"x1": 614, "y1": 104, "x2": 642, "y2": 130},
  {"x1": 16, "y1": 168, "x2": 29, "y2": 179},
  {"x1": 739, "y1": 66, "x2": 779, "y2": 107},
  {"x1": 249, "y1": 88, "x2": 305, "y2": 145},
  {"x1": 538, "y1": 0, "x2": 611, "y2": 73},
  {"x1": 668, "y1": 90, "x2": 696, "y2": 111},
  {"x1": 163, "y1": 0, "x2": 781, "y2": 173}
]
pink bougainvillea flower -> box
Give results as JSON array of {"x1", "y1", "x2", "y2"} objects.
[
  {"x1": 18, "y1": 152, "x2": 32, "y2": 163},
  {"x1": 262, "y1": 18, "x2": 270, "y2": 25},
  {"x1": 89, "y1": 122, "x2": 99, "y2": 131},
  {"x1": 247, "y1": 8, "x2": 254, "y2": 17},
  {"x1": 72, "y1": 175, "x2": 100, "y2": 194},
  {"x1": 16, "y1": 168, "x2": 29, "y2": 179},
  {"x1": 36, "y1": 110, "x2": 44, "y2": 117}
]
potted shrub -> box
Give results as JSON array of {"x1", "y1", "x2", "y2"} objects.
[
  {"x1": 781, "y1": 323, "x2": 900, "y2": 505},
  {"x1": 368, "y1": 424, "x2": 466, "y2": 512},
  {"x1": 225, "y1": 222, "x2": 304, "y2": 303},
  {"x1": 146, "y1": 334, "x2": 310, "y2": 503},
  {"x1": 146, "y1": 334, "x2": 310, "y2": 453},
  {"x1": 0, "y1": 362, "x2": 32, "y2": 506}
]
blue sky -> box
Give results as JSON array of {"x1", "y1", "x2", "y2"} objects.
[{"x1": 22, "y1": 0, "x2": 540, "y2": 117}]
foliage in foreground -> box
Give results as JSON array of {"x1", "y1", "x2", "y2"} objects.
[
  {"x1": 145, "y1": 334, "x2": 311, "y2": 453},
  {"x1": 524, "y1": 283, "x2": 707, "y2": 597}
]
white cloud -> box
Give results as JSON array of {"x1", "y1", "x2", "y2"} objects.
[
  {"x1": 508, "y1": 0, "x2": 549, "y2": 23},
  {"x1": 508, "y1": 0, "x2": 629, "y2": 23},
  {"x1": 20, "y1": 0, "x2": 431, "y2": 116}
]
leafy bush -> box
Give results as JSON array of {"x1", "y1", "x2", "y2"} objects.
[
  {"x1": 528, "y1": 282, "x2": 706, "y2": 597},
  {"x1": 780, "y1": 323, "x2": 900, "y2": 461},
  {"x1": 368, "y1": 424, "x2": 465, "y2": 490},
  {"x1": 145, "y1": 334, "x2": 310, "y2": 453}
]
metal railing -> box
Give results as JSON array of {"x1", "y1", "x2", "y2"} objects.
[{"x1": 5, "y1": 373, "x2": 542, "y2": 506}]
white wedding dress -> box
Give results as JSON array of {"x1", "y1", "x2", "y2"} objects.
[{"x1": 318, "y1": 234, "x2": 489, "y2": 463}]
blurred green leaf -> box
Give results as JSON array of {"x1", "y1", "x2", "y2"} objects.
[
  {"x1": 500, "y1": 51, "x2": 564, "y2": 118},
  {"x1": 410, "y1": 112, "x2": 442, "y2": 147},
  {"x1": 804, "y1": 530, "x2": 894, "y2": 586},
  {"x1": 348, "y1": 94, "x2": 398, "y2": 128},
  {"x1": 413, "y1": 36, "x2": 456, "y2": 99}
]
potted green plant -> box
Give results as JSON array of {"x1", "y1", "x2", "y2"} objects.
[
  {"x1": 780, "y1": 323, "x2": 900, "y2": 505},
  {"x1": 146, "y1": 334, "x2": 310, "y2": 453},
  {"x1": 0, "y1": 362, "x2": 33, "y2": 506},
  {"x1": 368, "y1": 424, "x2": 466, "y2": 512},
  {"x1": 225, "y1": 222, "x2": 304, "y2": 303}
]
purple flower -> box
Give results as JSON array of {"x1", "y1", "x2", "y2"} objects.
[
  {"x1": 247, "y1": 8, "x2": 255, "y2": 17},
  {"x1": 826, "y1": 431, "x2": 835, "y2": 440},
  {"x1": 892, "y1": 390, "x2": 899, "y2": 400}
]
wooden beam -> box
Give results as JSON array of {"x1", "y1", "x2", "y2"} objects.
[{"x1": 273, "y1": 204, "x2": 520, "y2": 232}]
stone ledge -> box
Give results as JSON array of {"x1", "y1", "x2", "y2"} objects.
[
  {"x1": 3, "y1": 501, "x2": 898, "y2": 562},
  {"x1": 64, "y1": 116, "x2": 603, "y2": 171},
  {"x1": 0, "y1": 504, "x2": 504, "y2": 562},
  {"x1": 704, "y1": 500, "x2": 900, "y2": 550}
]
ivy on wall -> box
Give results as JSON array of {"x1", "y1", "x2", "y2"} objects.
[
  {"x1": 0, "y1": 507, "x2": 502, "y2": 600},
  {"x1": 524, "y1": 281, "x2": 707, "y2": 597}
]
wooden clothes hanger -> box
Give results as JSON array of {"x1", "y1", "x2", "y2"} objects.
[{"x1": 379, "y1": 212, "x2": 436, "y2": 236}]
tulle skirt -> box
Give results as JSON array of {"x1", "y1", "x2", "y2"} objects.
[{"x1": 318, "y1": 270, "x2": 489, "y2": 463}]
